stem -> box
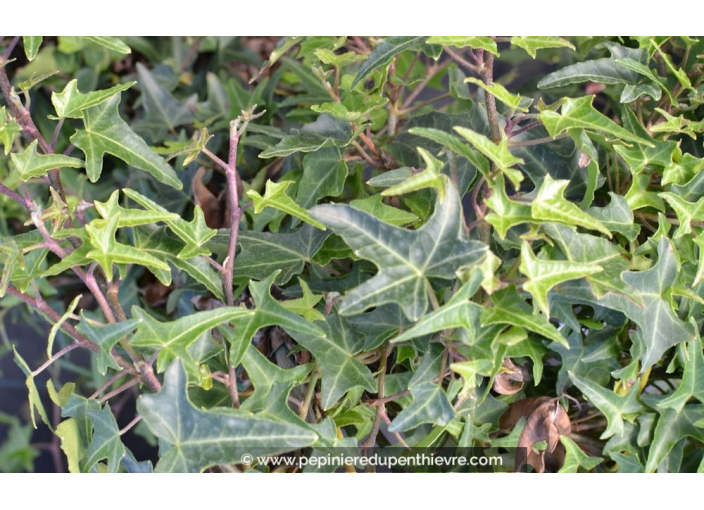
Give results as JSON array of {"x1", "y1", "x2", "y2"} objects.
[
  {"x1": 1, "y1": 36, "x2": 20, "y2": 60},
  {"x1": 90, "y1": 368, "x2": 135, "y2": 399},
  {"x1": 507, "y1": 134, "x2": 566, "y2": 148},
  {"x1": 31, "y1": 343, "x2": 82, "y2": 377},
  {"x1": 0, "y1": 183, "x2": 29, "y2": 208},
  {"x1": 480, "y1": 50, "x2": 502, "y2": 145},
  {"x1": 361, "y1": 344, "x2": 392, "y2": 449},
  {"x1": 443, "y1": 46, "x2": 480, "y2": 74},
  {"x1": 400, "y1": 59, "x2": 452, "y2": 110},
  {"x1": 119, "y1": 414, "x2": 142, "y2": 435},
  {"x1": 227, "y1": 363, "x2": 240, "y2": 408},
  {"x1": 99, "y1": 376, "x2": 139, "y2": 403},
  {"x1": 299, "y1": 364, "x2": 319, "y2": 421},
  {"x1": 223, "y1": 120, "x2": 243, "y2": 307}
]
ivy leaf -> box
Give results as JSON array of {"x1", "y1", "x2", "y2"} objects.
[
  {"x1": 540, "y1": 96, "x2": 653, "y2": 147},
  {"x1": 130, "y1": 306, "x2": 253, "y2": 373},
  {"x1": 453, "y1": 127, "x2": 524, "y2": 188},
  {"x1": 208, "y1": 224, "x2": 328, "y2": 285},
  {"x1": 247, "y1": 180, "x2": 326, "y2": 230},
  {"x1": 349, "y1": 195, "x2": 419, "y2": 227},
  {"x1": 85, "y1": 214, "x2": 170, "y2": 282},
  {"x1": 532, "y1": 175, "x2": 611, "y2": 237},
  {"x1": 485, "y1": 174, "x2": 534, "y2": 238},
  {"x1": 520, "y1": 241, "x2": 603, "y2": 317},
  {"x1": 226, "y1": 271, "x2": 323, "y2": 368},
  {"x1": 23, "y1": 36, "x2": 42, "y2": 60},
  {"x1": 558, "y1": 436, "x2": 602, "y2": 472},
  {"x1": 279, "y1": 279, "x2": 325, "y2": 323},
  {"x1": 310, "y1": 181, "x2": 487, "y2": 321},
  {"x1": 659, "y1": 192, "x2": 704, "y2": 238},
  {"x1": 393, "y1": 270, "x2": 483, "y2": 343},
  {"x1": 287, "y1": 313, "x2": 376, "y2": 410},
  {"x1": 75, "y1": 315, "x2": 140, "y2": 375},
  {"x1": 70, "y1": 95, "x2": 181, "y2": 189},
  {"x1": 427, "y1": 36, "x2": 498, "y2": 55},
  {"x1": 658, "y1": 328, "x2": 704, "y2": 413},
  {"x1": 511, "y1": 36, "x2": 575, "y2": 58},
  {"x1": 295, "y1": 148, "x2": 348, "y2": 210},
  {"x1": 0, "y1": 106, "x2": 22, "y2": 155},
  {"x1": 645, "y1": 405, "x2": 704, "y2": 473},
  {"x1": 587, "y1": 193, "x2": 640, "y2": 241},
  {"x1": 408, "y1": 126, "x2": 490, "y2": 178},
  {"x1": 569, "y1": 371, "x2": 642, "y2": 439},
  {"x1": 10, "y1": 139, "x2": 84, "y2": 180},
  {"x1": 137, "y1": 360, "x2": 318, "y2": 472},
  {"x1": 481, "y1": 287, "x2": 567, "y2": 347},
  {"x1": 81, "y1": 405, "x2": 126, "y2": 473},
  {"x1": 259, "y1": 114, "x2": 356, "y2": 158},
  {"x1": 54, "y1": 418, "x2": 82, "y2": 473},
  {"x1": 12, "y1": 346, "x2": 50, "y2": 430},
  {"x1": 465, "y1": 77, "x2": 531, "y2": 112},
  {"x1": 85, "y1": 36, "x2": 130, "y2": 54},
  {"x1": 239, "y1": 344, "x2": 312, "y2": 422},
  {"x1": 381, "y1": 148, "x2": 448, "y2": 201},
  {"x1": 51, "y1": 79, "x2": 135, "y2": 119},
  {"x1": 93, "y1": 190, "x2": 178, "y2": 228},
  {"x1": 346, "y1": 304, "x2": 414, "y2": 350},
  {"x1": 352, "y1": 36, "x2": 426, "y2": 88},
  {"x1": 387, "y1": 382, "x2": 455, "y2": 433}
]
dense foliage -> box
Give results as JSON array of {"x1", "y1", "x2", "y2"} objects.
[{"x1": 1, "y1": 36, "x2": 704, "y2": 473}]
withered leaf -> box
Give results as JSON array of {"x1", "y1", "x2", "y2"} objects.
[
  {"x1": 492, "y1": 358, "x2": 528, "y2": 395},
  {"x1": 517, "y1": 398, "x2": 571, "y2": 473}
]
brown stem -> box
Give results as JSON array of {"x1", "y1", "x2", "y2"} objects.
[
  {"x1": 227, "y1": 363, "x2": 240, "y2": 408},
  {"x1": 0, "y1": 183, "x2": 29, "y2": 208},
  {"x1": 400, "y1": 59, "x2": 452, "y2": 110},
  {"x1": 480, "y1": 51, "x2": 502, "y2": 145},
  {"x1": 223, "y1": 120, "x2": 242, "y2": 307},
  {"x1": 361, "y1": 344, "x2": 392, "y2": 449},
  {"x1": 99, "y1": 376, "x2": 140, "y2": 403},
  {"x1": 443, "y1": 46, "x2": 480, "y2": 75}
]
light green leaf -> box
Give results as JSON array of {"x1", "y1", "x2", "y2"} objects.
[
  {"x1": 311, "y1": 181, "x2": 487, "y2": 321},
  {"x1": 645, "y1": 405, "x2": 704, "y2": 473},
  {"x1": 0, "y1": 106, "x2": 22, "y2": 155},
  {"x1": 481, "y1": 286, "x2": 567, "y2": 347},
  {"x1": 311, "y1": 96, "x2": 387, "y2": 123},
  {"x1": 349, "y1": 195, "x2": 419, "y2": 227},
  {"x1": 465, "y1": 77, "x2": 531, "y2": 112},
  {"x1": 658, "y1": 328, "x2": 704, "y2": 413},
  {"x1": 287, "y1": 313, "x2": 376, "y2": 410},
  {"x1": 295, "y1": 148, "x2": 348, "y2": 210},
  {"x1": 381, "y1": 148, "x2": 447, "y2": 200},
  {"x1": 540, "y1": 96, "x2": 654, "y2": 147},
  {"x1": 428, "y1": 36, "x2": 498, "y2": 55},
  {"x1": 387, "y1": 382, "x2": 455, "y2": 433},
  {"x1": 46, "y1": 294, "x2": 81, "y2": 359},
  {"x1": 55, "y1": 418, "x2": 83, "y2": 473},
  {"x1": 75, "y1": 315, "x2": 140, "y2": 375},
  {"x1": 659, "y1": 192, "x2": 704, "y2": 238},
  {"x1": 70, "y1": 95, "x2": 181, "y2": 188},
  {"x1": 408, "y1": 126, "x2": 490, "y2": 178},
  {"x1": 11, "y1": 139, "x2": 84, "y2": 180},
  {"x1": 85, "y1": 36, "x2": 130, "y2": 54},
  {"x1": 130, "y1": 305, "x2": 253, "y2": 373},
  {"x1": 51, "y1": 79, "x2": 135, "y2": 119},
  {"x1": 532, "y1": 175, "x2": 611, "y2": 237},
  {"x1": 226, "y1": 271, "x2": 323, "y2": 368},
  {"x1": 511, "y1": 36, "x2": 574, "y2": 58},
  {"x1": 137, "y1": 361, "x2": 317, "y2": 472},
  {"x1": 259, "y1": 114, "x2": 355, "y2": 158},
  {"x1": 82, "y1": 405, "x2": 126, "y2": 473},
  {"x1": 22, "y1": 37, "x2": 42, "y2": 60},
  {"x1": 12, "y1": 346, "x2": 50, "y2": 430},
  {"x1": 485, "y1": 174, "x2": 533, "y2": 238},
  {"x1": 587, "y1": 193, "x2": 640, "y2": 241},
  {"x1": 85, "y1": 214, "x2": 170, "y2": 281},
  {"x1": 520, "y1": 241, "x2": 602, "y2": 317},
  {"x1": 94, "y1": 190, "x2": 179, "y2": 228},
  {"x1": 558, "y1": 436, "x2": 602, "y2": 472},
  {"x1": 454, "y1": 127, "x2": 524, "y2": 187},
  {"x1": 247, "y1": 180, "x2": 326, "y2": 230},
  {"x1": 569, "y1": 371, "x2": 642, "y2": 439},
  {"x1": 279, "y1": 279, "x2": 325, "y2": 323},
  {"x1": 352, "y1": 36, "x2": 426, "y2": 88}
]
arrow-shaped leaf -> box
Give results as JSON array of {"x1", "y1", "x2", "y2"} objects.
[
  {"x1": 387, "y1": 382, "x2": 455, "y2": 433},
  {"x1": 247, "y1": 180, "x2": 326, "y2": 230},
  {"x1": 11, "y1": 139, "x2": 84, "y2": 180},
  {"x1": 51, "y1": 79, "x2": 135, "y2": 119}
]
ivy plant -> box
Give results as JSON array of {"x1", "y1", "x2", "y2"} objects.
[{"x1": 1, "y1": 35, "x2": 704, "y2": 473}]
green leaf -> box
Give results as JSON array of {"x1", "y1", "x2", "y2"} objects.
[
  {"x1": 287, "y1": 313, "x2": 376, "y2": 410},
  {"x1": 295, "y1": 148, "x2": 348, "y2": 210},
  {"x1": 226, "y1": 271, "x2": 324, "y2": 368},
  {"x1": 247, "y1": 180, "x2": 326, "y2": 230},
  {"x1": 454, "y1": 127, "x2": 524, "y2": 188},
  {"x1": 387, "y1": 382, "x2": 455, "y2": 433},
  {"x1": 12, "y1": 346, "x2": 50, "y2": 430},
  {"x1": 408, "y1": 127, "x2": 490, "y2": 178},
  {"x1": 485, "y1": 174, "x2": 534, "y2": 238},
  {"x1": 465, "y1": 77, "x2": 531, "y2": 112},
  {"x1": 352, "y1": 36, "x2": 426, "y2": 88},
  {"x1": 311, "y1": 96, "x2": 388, "y2": 123},
  {"x1": 428, "y1": 36, "x2": 498, "y2": 55},
  {"x1": 81, "y1": 405, "x2": 126, "y2": 473},
  {"x1": 46, "y1": 294, "x2": 81, "y2": 359},
  {"x1": 645, "y1": 405, "x2": 704, "y2": 473},
  {"x1": 511, "y1": 36, "x2": 574, "y2": 58},
  {"x1": 84, "y1": 214, "x2": 170, "y2": 282},
  {"x1": 587, "y1": 193, "x2": 640, "y2": 241},
  {"x1": 0, "y1": 106, "x2": 21, "y2": 155},
  {"x1": 311, "y1": 181, "x2": 487, "y2": 321},
  {"x1": 259, "y1": 115, "x2": 355, "y2": 158},
  {"x1": 381, "y1": 148, "x2": 448, "y2": 200},
  {"x1": 10, "y1": 139, "x2": 84, "y2": 180},
  {"x1": 540, "y1": 96, "x2": 654, "y2": 147},
  {"x1": 23, "y1": 37, "x2": 42, "y2": 61},
  {"x1": 558, "y1": 436, "x2": 602, "y2": 472},
  {"x1": 51, "y1": 79, "x2": 135, "y2": 119},
  {"x1": 279, "y1": 279, "x2": 325, "y2": 323},
  {"x1": 85, "y1": 36, "x2": 130, "y2": 54},
  {"x1": 481, "y1": 286, "x2": 567, "y2": 347},
  {"x1": 658, "y1": 327, "x2": 704, "y2": 413},
  {"x1": 569, "y1": 371, "x2": 642, "y2": 439},
  {"x1": 532, "y1": 175, "x2": 611, "y2": 237},
  {"x1": 130, "y1": 305, "x2": 253, "y2": 373},
  {"x1": 137, "y1": 361, "x2": 318, "y2": 472},
  {"x1": 75, "y1": 315, "x2": 140, "y2": 375},
  {"x1": 393, "y1": 270, "x2": 483, "y2": 342},
  {"x1": 94, "y1": 190, "x2": 179, "y2": 228},
  {"x1": 346, "y1": 304, "x2": 414, "y2": 350},
  {"x1": 70, "y1": 95, "x2": 181, "y2": 188},
  {"x1": 208, "y1": 224, "x2": 328, "y2": 285},
  {"x1": 55, "y1": 419, "x2": 83, "y2": 473},
  {"x1": 520, "y1": 241, "x2": 603, "y2": 317},
  {"x1": 134, "y1": 63, "x2": 197, "y2": 136},
  {"x1": 349, "y1": 195, "x2": 419, "y2": 227},
  {"x1": 659, "y1": 192, "x2": 704, "y2": 238}
]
